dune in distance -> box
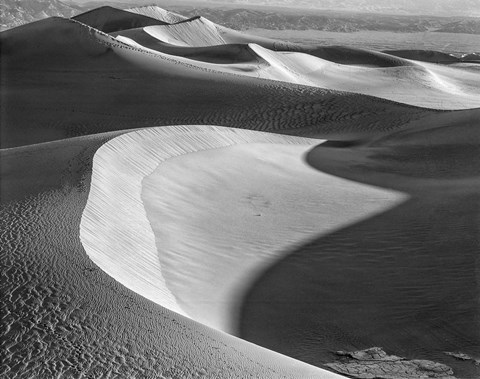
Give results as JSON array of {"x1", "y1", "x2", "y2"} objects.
[{"x1": 1, "y1": 4, "x2": 479, "y2": 379}]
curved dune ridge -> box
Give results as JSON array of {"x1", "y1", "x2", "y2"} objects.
[
  {"x1": 110, "y1": 22, "x2": 480, "y2": 109},
  {"x1": 127, "y1": 5, "x2": 188, "y2": 24},
  {"x1": 4, "y1": 12, "x2": 458, "y2": 148},
  {"x1": 80, "y1": 125, "x2": 405, "y2": 333},
  {"x1": 1, "y1": 132, "x2": 343, "y2": 379},
  {"x1": 141, "y1": 18, "x2": 227, "y2": 47},
  {"x1": 2, "y1": 4, "x2": 480, "y2": 379},
  {"x1": 80, "y1": 125, "x2": 352, "y2": 379}
]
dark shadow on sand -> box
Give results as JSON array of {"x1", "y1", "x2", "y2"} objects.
[{"x1": 238, "y1": 140, "x2": 480, "y2": 378}]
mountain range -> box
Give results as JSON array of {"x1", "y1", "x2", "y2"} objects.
[
  {"x1": 2, "y1": 0, "x2": 480, "y2": 33},
  {"x1": 0, "y1": 0, "x2": 84, "y2": 30}
]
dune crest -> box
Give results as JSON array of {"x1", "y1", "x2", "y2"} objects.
[
  {"x1": 72, "y1": 6, "x2": 167, "y2": 33},
  {"x1": 81, "y1": 125, "x2": 406, "y2": 335},
  {"x1": 127, "y1": 5, "x2": 187, "y2": 24},
  {"x1": 141, "y1": 18, "x2": 226, "y2": 47}
]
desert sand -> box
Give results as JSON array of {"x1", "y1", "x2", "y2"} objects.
[{"x1": 1, "y1": 5, "x2": 479, "y2": 379}]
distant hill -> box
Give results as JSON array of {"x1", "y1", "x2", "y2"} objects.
[
  {"x1": 0, "y1": 0, "x2": 83, "y2": 30},
  {"x1": 165, "y1": 6, "x2": 480, "y2": 34},
  {"x1": 183, "y1": 0, "x2": 480, "y2": 18},
  {"x1": 2, "y1": 1, "x2": 480, "y2": 35},
  {"x1": 436, "y1": 19, "x2": 480, "y2": 34}
]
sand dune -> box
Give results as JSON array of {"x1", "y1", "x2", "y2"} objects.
[
  {"x1": 81, "y1": 125, "x2": 405, "y2": 334},
  {"x1": 113, "y1": 27, "x2": 261, "y2": 63},
  {"x1": 383, "y1": 49, "x2": 461, "y2": 63},
  {"x1": 247, "y1": 44, "x2": 480, "y2": 109},
  {"x1": 72, "y1": 6, "x2": 167, "y2": 33},
  {"x1": 241, "y1": 109, "x2": 480, "y2": 377},
  {"x1": 127, "y1": 5, "x2": 187, "y2": 24},
  {"x1": 1, "y1": 131, "x2": 342, "y2": 379},
  {"x1": 140, "y1": 17, "x2": 227, "y2": 47},
  {"x1": 2, "y1": 15, "x2": 448, "y2": 148},
  {"x1": 2, "y1": 5, "x2": 480, "y2": 378},
  {"x1": 307, "y1": 107, "x2": 480, "y2": 193},
  {"x1": 107, "y1": 16, "x2": 480, "y2": 109}
]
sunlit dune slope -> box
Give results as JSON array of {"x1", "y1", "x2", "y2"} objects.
[
  {"x1": 127, "y1": 5, "x2": 187, "y2": 24},
  {"x1": 1, "y1": 132, "x2": 342, "y2": 379},
  {"x1": 383, "y1": 49, "x2": 462, "y2": 63},
  {"x1": 113, "y1": 27, "x2": 480, "y2": 109},
  {"x1": 124, "y1": 12, "x2": 410, "y2": 67},
  {"x1": 80, "y1": 125, "x2": 405, "y2": 334},
  {"x1": 140, "y1": 17, "x2": 226, "y2": 47},
  {"x1": 108, "y1": 15, "x2": 480, "y2": 109},
  {"x1": 1, "y1": 16, "x2": 441, "y2": 148},
  {"x1": 247, "y1": 44, "x2": 480, "y2": 109},
  {"x1": 113, "y1": 27, "x2": 260, "y2": 63}
]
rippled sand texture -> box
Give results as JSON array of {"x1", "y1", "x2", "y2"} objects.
[
  {"x1": 1, "y1": 4, "x2": 480, "y2": 379},
  {"x1": 1, "y1": 132, "x2": 339, "y2": 379}
]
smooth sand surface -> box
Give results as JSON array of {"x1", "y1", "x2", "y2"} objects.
[
  {"x1": 142, "y1": 18, "x2": 227, "y2": 47},
  {"x1": 141, "y1": 135, "x2": 405, "y2": 333},
  {"x1": 80, "y1": 125, "x2": 404, "y2": 334},
  {"x1": 127, "y1": 5, "x2": 187, "y2": 24}
]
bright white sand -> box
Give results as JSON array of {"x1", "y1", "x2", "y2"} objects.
[
  {"x1": 81, "y1": 124, "x2": 405, "y2": 336},
  {"x1": 142, "y1": 141, "x2": 406, "y2": 333},
  {"x1": 127, "y1": 5, "x2": 187, "y2": 24},
  {"x1": 2, "y1": 132, "x2": 344, "y2": 379},
  {"x1": 113, "y1": 24, "x2": 480, "y2": 109},
  {"x1": 248, "y1": 44, "x2": 480, "y2": 109},
  {"x1": 143, "y1": 18, "x2": 226, "y2": 47},
  {"x1": 80, "y1": 125, "x2": 350, "y2": 378}
]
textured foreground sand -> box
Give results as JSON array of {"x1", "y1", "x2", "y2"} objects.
[{"x1": 1, "y1": 131, "x2": 342, "y2": 378}]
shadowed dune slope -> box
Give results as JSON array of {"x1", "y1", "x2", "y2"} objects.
[
  {"x1": 112, "y1": 25, "x2": 408, "y2": 68},
  {"x1": 136, "y1": 14, "x2": 413, "y2": 67},
  {"x1": 72, "y1": 6, "x2": 166, "y2": 33},
  {"x1": 1, "y1": 16, "x2": 444, "y2": 148},
  {"x1": 122, "y1": 6, "x2": 480, "y2": 67},
  {"x1": 0, "y1": 17, "x2": 120, "y2": 69},
  {"x1": 80, "y1": 125, "x2": 404, "y2": 335},
  {"x1": 111, "y1": 25, "x2": 480, "y2": 110},
  {"x1": 0, "y1": 132, "x2": 343, "y2": 379},
  {"x1": 237, "y1": 111, "x2": 480, "y2": 377},
  {"x1": 306, "y1": 107, "x2": 480, "y2": 193},
  {"x1": 113, "y1": 27, "x2": 260, "y2": 64},
  {"x1": 383, "y1": 49, "x2": 461, "y2": 63}
]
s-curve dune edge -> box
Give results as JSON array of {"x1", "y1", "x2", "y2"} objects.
[
  {"x1": 2, "y1": 5, "x2": 480, "y2": 379},
  {"x1": 1, "y1": 130, "x2": 344, "y2": 379},
  {"x1": 80, "y1": 125, "x2": 405, "y2": 334}
]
